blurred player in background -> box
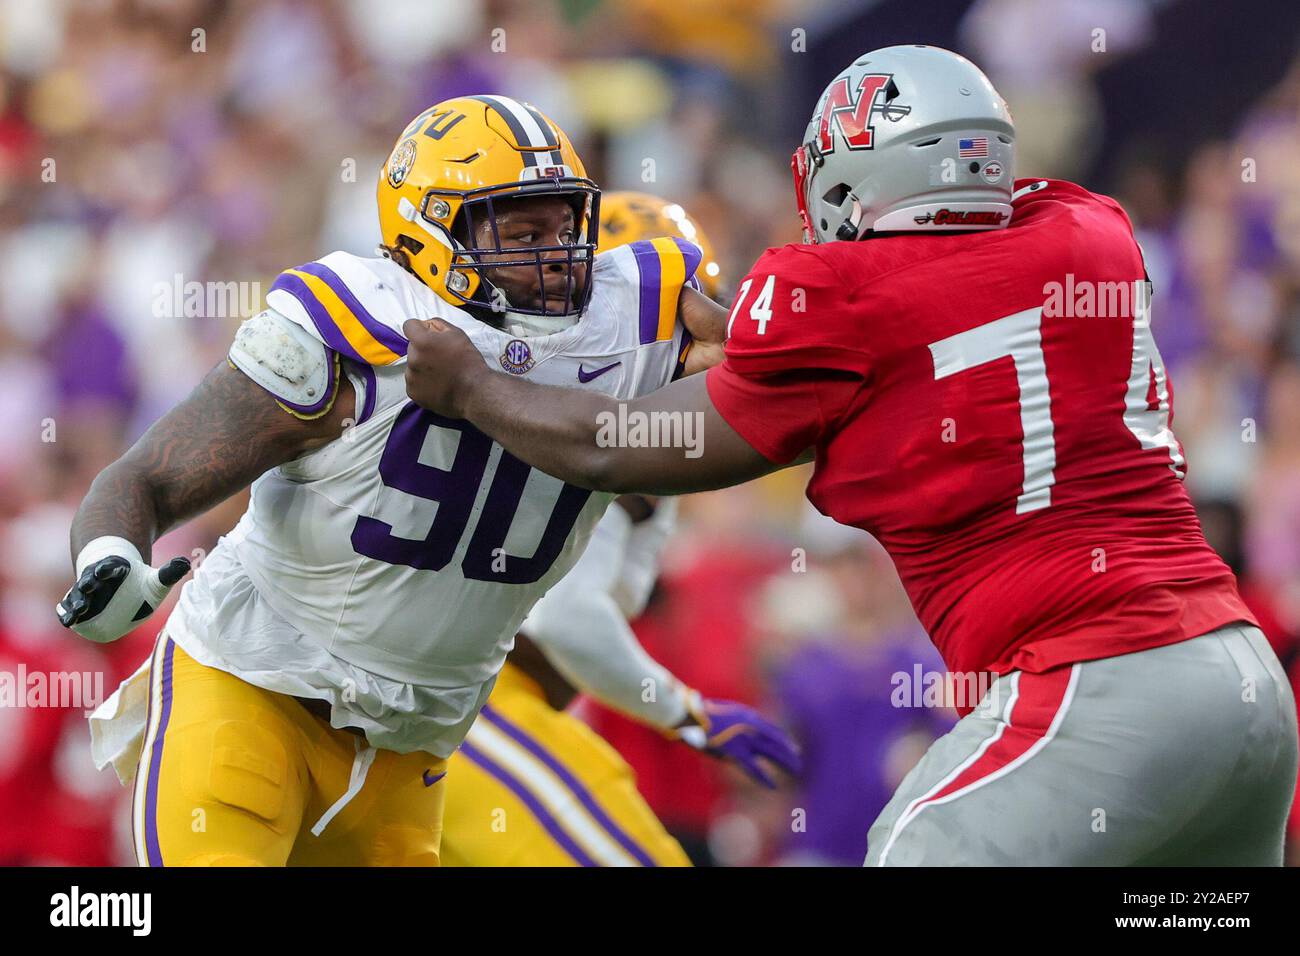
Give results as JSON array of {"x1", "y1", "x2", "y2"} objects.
[
  {"x1": 440, "y1": 193, "x2": 797, "y2": 867},
  {"x1": 598, "y1": 192, "x2": 725, "y2": 301},
  {"x1": 404, "y1": 47, "x2": 1299, "y2": 866},
  {"x1": 52, "y1": 96, "x2": 797, "y2": 866}
]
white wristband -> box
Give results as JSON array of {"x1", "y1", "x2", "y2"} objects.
[{"x1": 75, "y1": 536, "x2": 144, "y2": 577}]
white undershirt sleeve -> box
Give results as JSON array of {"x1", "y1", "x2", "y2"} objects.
[{"x1": 520, "y1": 504, "x2": 689, "y2": 729}]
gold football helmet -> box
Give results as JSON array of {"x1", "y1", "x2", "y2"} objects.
[
  {"x1": 598, "y1": 191, "x2": 723, "y2": 298},
  {"x1": 377, "y1": 95, "x2": 600, "y2": 318}
]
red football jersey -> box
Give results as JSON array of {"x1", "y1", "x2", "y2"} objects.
[{"x1": 707, "y1": 179, "x2": 1255, "y2": 686}]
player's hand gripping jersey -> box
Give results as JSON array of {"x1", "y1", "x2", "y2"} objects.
[
  {"x1": 707, "y1": 179, "x2": 1254, "y2": 689},
  {"x1": 91, "y1": 237, "x2": 700, "y2": 772}
]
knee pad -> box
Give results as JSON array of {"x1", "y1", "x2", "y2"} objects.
[{"x1": 174, "y1": 718, "x2": 294, "y2": 826}]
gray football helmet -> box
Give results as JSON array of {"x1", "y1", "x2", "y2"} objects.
[{"x1": 792, "y1": 45, "x2": 1016, "y2": 243}]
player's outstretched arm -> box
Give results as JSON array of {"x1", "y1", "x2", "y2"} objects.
[
  {"x1": 61, "y1": 360, "x2": 353, "y2": 642},
  {"x1": 404, "y1": 318, "x2": 779, "y2": 495}
]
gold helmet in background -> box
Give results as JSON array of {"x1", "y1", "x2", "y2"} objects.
[{"x1": 598, "y1": 191, "x2": 723, "y2": 298}]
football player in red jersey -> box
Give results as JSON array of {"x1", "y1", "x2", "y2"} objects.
[{"x1": 402, "y1": 46, "x2": 1299, "y2": 865}]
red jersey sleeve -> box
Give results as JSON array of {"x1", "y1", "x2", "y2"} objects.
[{"x1": 706, "y1": 244, "x2": 869, "y2": 463}]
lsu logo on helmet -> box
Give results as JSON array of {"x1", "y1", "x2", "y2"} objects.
[{"x1": 386, "y1": 139, "x2": 418, "y2": 187}]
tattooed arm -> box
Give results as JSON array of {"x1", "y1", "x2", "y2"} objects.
[
  {"x1": 69, "y1": 358, "x2": 356, "y2": 561},
  {"x1": 59, "y1": 359, "x2": 354, "y2": 643},
  {"x1": 71, "y1": 360, "x2": 353, "y2": 561}
]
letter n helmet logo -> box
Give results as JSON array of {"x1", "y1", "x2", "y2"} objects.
[{"x1": 817, "y1": 74, "x2": 909, "y2": 153}]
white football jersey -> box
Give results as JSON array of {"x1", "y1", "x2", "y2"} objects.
[{"x1": 162, "y1": 237, "x2": 702, "y2": 757}]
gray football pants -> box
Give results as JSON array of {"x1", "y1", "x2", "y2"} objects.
[{"x1": 865, "y1": 623, "x2": 1298, "y2": 866}]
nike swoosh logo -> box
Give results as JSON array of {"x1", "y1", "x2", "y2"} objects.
[
  {"x1": 423, "y1": 769, "x2": 447, "y2": 787},
  {"x1": 577, "y1": 361, "x2": 621, "y2": 383}
]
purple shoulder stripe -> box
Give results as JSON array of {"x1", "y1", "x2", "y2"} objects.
[
  {"x1": 630, "y1": 240, "x2": 664, "y2": 345},
  {"x1": 269, "y1": 271, "x2": 363, "y2": 363},
  {"x1": 670, "y1": 236, "x2": 704, "y2": 279},
  {"x1": 296, "y1": 261, "x2": 408, "y2": 358}
]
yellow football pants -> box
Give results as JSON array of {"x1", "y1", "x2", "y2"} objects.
[
  {"x1": 440, "y1": 663, "x2": 690, "y2": 867},
  {"x1": 131, "y1": 636, "x2": 447, "y2": 866}
]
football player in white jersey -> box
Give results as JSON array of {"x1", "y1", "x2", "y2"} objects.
[
  {"x1": 56, "y1": 96, "x2": 796, "y2": 867},
  {"x1": 440, "y1": 193, "x2": 800, "y2": 867}
]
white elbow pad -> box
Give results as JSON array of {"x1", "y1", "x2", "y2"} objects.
[{"x1": 229, "y1": 308, "x2": 338, "y2": 418}]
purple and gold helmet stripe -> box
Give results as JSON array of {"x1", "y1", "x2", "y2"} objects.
[
  {"x1": 480, "y1": 704, "x2": 659, "y2": 867},
  {"x1": 459, "y1": 741, "x2": 599, "y2": 867},
  {"x1": 631, "y1": 237, "x2": 704, "y2": 345},
  {"x1": 270, "y1": 265, "x2": 406, "y2": 366}
]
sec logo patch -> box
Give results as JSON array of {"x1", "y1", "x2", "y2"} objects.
[{"x1": 500, "y1": 338, "x2": 535, "y2": 374}]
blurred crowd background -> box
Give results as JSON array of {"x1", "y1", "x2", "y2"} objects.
[{"x1": 1, "y1": 0, "x2": 1299, "y2": 866}]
